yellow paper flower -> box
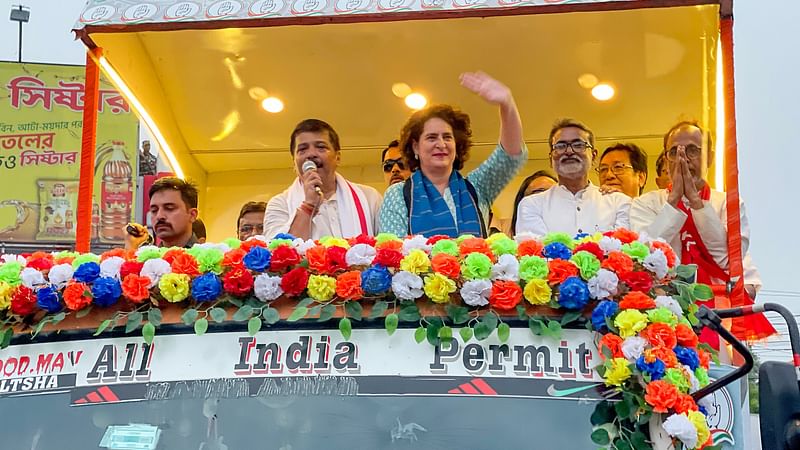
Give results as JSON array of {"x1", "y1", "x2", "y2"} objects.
[
  {"x1": 523, "y1": 279, "x2": 552, "y2": 305},
  {"x1": 400, "y1": 249, "x2": 431, "y2": 274},
  {"x1": 319, "y1": 237, "x2": 350, "y2": 249},
  {"x1": 158, "y1": 273, "x2": 190, "y2": 303},
  {"x1": 308, "y1": 274, "x2": 336, "y2": 302},
  {"x1": 0, "y1": 281, "x2": 13, "y2": 310},
  {"x1": 614, "y1": 309, "x2": 649, "y2": 338},
  {"x1": 485, "y1": 232, "x2": 510, "y2": 245},
  {"x1": 688, "y1": 410, "x2": 710, "y2": 447},
  {"x1": 423, "y1": 273, "x2": 456, "y2": 303},
  {"x1": 604, "y1": 357, "x2": 632, "y2": 387}
]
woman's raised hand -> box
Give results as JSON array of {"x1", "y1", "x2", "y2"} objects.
[{"x1": 460, "y1": 71, "x2": 513, "y2": 106}]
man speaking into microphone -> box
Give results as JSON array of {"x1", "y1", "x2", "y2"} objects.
[{"x1": 264, "y1": 119, "x2": 382, "y2": 240}]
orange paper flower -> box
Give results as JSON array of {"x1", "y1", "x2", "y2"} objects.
[
  {"x1": 489, "y1": 280, "x2": 523, "y2": 310},
  {"x1": 375, "y1": 239, "x2": 403, "y2": 252},
  {"x1": 122, "y1": 274, "x2": 152, "y2": 304},
  {"x1": 647, "y1": 346, "x2": 679, "y2": 368},
  {"x1": 611, "y1": 228, "x2": 639, "y2": 244},
  {"x1": 673, "y1": 393, "x2": 699, "y2": 414},
  {"x1": 240, "y1": 238, "x2": 268, "y2": 252},
  {"x1": 697, "y1": 348, "x2": 712, "y2": 370},
  {"x1": 162, "y1": 248, "x2": 185, "y2": 264},
  {"x1": 459, "y1": 238, "x2": 494, "y2": 261},
  {"x1": 641, "y1": 322, "x2": 677, "y2": 348},
  {"x1": 598, "y1": 334, "x2": 624, "y2": 360},
  {"x1": 306, "y1": 245, "x2": 329, "y2": 273},
  {"x1": 170, "y1": 252, "x2": 200, "y2": 276},
  {"x1": 431, "y1": 253, "x2": 461, "y2": 279},
  {"x1": 644, "y1": 380, "x2": 679, "y2": 413},
  {"x1": 222, "y1": 247, "x2": 246, "y2": 268},
  {"x1": 63, "y1": 281, "x2": 92, "y2": 311},
  {"x1": 675, "y1": 323, "x2": 700, "y2": 348},
  {"x1": 336, "y1": 271, "x2": 363, "y2": 300},
  {"x1": 651, "y1": 241, "x2": 678, "y2": 267},
  {"x1": 619, "y1": 291, "x2": 657, "y2": 310},
  {"x1": 517, "y1": 240, "x2": 543, "y2": 257},
  {"x1": 100, "y1": 248, "x2": 127, "y2": 261},
  {"x1": 601, "y1": 251, "x2": 634, "y2": 275},
  {"x1": 547, "y1": 259, "x2": 579, "y2": 285}
]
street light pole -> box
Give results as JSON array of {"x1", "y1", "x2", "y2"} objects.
[
  {"x1": 9, "y1": 4, "x2": 30, "y2": 63},
  {"x1": 17, "y1": 6, "x2": 23, "y2": 62}
]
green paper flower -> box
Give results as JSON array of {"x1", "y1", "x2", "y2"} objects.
[
  {"x1": 519, "y1": 255, "x2": 549, "y2": 281},
  {"x1": 0, "y1": 262, "x2": 23, "y2": 286},
  {"x1": 647, "y1": 307, "x2": 679, "y2": 326},
  {"x1": 195, "y1": 248, "x2": 224, "y2": 274},
  {"x1": 71, "y1": 253, "x2": 100, "y2": 269},
  {"x1": 268, "y1": 238, "x2": 293, "y2": 250},
  {"x1": 695, "y1": 367, "x2": 710, "y2": 387},
  {"x1": 462, "y1": 253, "x2": 492, "y2": 280},
  {"x1": 223, "y1": 238, "x2": 241, "y2": 249},
  {"x1": 570, "y1": 251, "x2": 601, "y2": 280},
  {"x1": 489, "y1": 237, "x2": 517, "y2": 256},
  {"x1": 456, "y1": 234, "x2": 476, "y2": 244},
  {"x1": 375, "y1": 233, "x2": 400, "y2": 245},
  {"x1": 430, "y1": 239, "x2": 459, "y2": 257},
  {"x1": 664, "y1": 367, "x2": 691, "y2": 393},
  {"x1": 137, "y1": 247, "x2": 162, "y2": 262},
  {"x1": 543, "y1": 232, "x2": 574, "y2": 249},
  {"x1": 621, "y1": 241, "x2": 650, "y2": 262},
  {"x1": 55, "y1": 250, "x2": 79, "y2": 261}
]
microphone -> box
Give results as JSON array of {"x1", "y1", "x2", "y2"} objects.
[{"x1": 301, "y1": 160, "x2": 323, "y2": 196}]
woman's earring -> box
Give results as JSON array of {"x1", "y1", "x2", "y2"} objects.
[{"x1": 414, "y1": 154, "x2": 419, "y2": 160}]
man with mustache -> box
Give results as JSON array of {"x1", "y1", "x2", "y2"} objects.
[
  {"x1": 515, "y1": 119, "x2": 631, "y2": 236},
  {"x1": 264, "y1": 119, "x2": 382, "y2": 240},
  {"x1": 148, "y1": 177, "x2": 200, "y2": 248},
  {"x1": 382, "y1": 140, "x2": 411, "y2": 187}
]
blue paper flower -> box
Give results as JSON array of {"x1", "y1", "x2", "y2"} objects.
[
  {"x1": 557, "y1": 276, "x2": 590, "y2": 310},
  {"x1": 574, "y1": 232, "x2": 590, "y2": 240},
  {"x1": 92, "y1": 277, "x2": 122, "y2": 307},
  {"x1": 243, "y1": 247, "x2": 271, "y2": 272},
  {"x1": 636, "y1": 355, "x2": 666, "y2": 380},
  {"x1": 543, "y1": 242, "x2": 572, "y2": 260},
  {"x1": 591, "y1": 300, "x2": 619, "y2": 332},
  {"x1": 192, "y1": 273, "x2": 222, "y2": 302},
  {"x1": 361, "y1": 265, "x2": 392, "y2": 295},
  {"x1": 674, "y1": 346, "x2": 700, "y2": 371},
  {"x1": 273, "y1": 233, "x2": 296, "y2": 240},
  {"x1": 36, "y1": 286, "x2": 62, "y2": 313},
  {"x1": 74, "y1": 262, "x2": 101, "y2": 283}
]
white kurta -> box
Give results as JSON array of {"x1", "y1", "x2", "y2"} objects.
[
  {"x1": 629, "y1": 188, "x2": 761, "y2": 289},
  {"x1": 515, "y1": 183, "x2": 631, "y2": 236}
]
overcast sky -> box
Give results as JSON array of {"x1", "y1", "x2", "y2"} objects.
[{"x1": 1, "y1": 0, "x2": 797, "y2": 353}]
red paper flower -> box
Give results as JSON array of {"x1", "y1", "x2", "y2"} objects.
[
  {"x1": 431, "y1": 253, "x2": 461, "y2": 279},
  {"x1": 119, "y1": 260, "x2": 144, "y2": 279},
  {"x1": 426, "y1": 235, "x2": 451, "y2": 245},
  {"x1": 675, "y1": 323, "x2": 700, "y2": 348},
  {"x1": 170, "y1": 252, "x2": 200, "y2": 276},
  {"x1": 697, "y1": 348, "x2": 712, "y2": 370},
  {"x1": 122, "y1": 274, "x2": 152, "y2": 304},
  {"x1": 641, "y1": 322, "x2": 678, "y2": 349},
  {"x1": 63, "y1": 281, "x2": 93, "y2": 311},
  {"x1": 547, "y1": 259, "x2": 579, "y2": 285},
  {"x1": 223, "y1": 247, "x2": 247, "y2": 269},
  {"x1": 326, "y1": 246, "x2": 348, "y2": 273},
  {"x1": 459, "y1": 238, "x2": 494, "y2": 261},
  {"x1": 336, "y1": 271, "x2": 363, "y2": 300},
  {"x1": 270, "y1": 245, "x2": 301, "y2": 272},
  {"x1": 11, "y1": 285, "x2": 38, "y2": 315},
  {"x1": 673, "y1": 393, "x2": 699, "y2": 414},
  {"x1": 223, "y1": 267, "x2": 255, "y2": 297},
  {"x1": 598, "y1": 334, "x2": 624, "y2": 360},
  {"x1": 374, "y1": 248, "x2": 403, "y2": 268},
  {"x1": 375, "y1": 239, "x2": 403, "y2": 251},
  {"x1": 26, "y1": 251, "x2": 54, "y2": 271},
  {"x1": 611, "y1": 228, "x2": 639, "y2": 244},
  {"x1": 573, "y1": 242, "x2": 604, "y2": 260},
  {"x1": 281, "y1": 267, "x2": 309, "y2": 297},
  {"x1": 350, "y1": 234, "x2": 377, "y2": 247},
  {"x1": 645, "y1": 380, "x2": 679, "y2": 413},
  {"x1": 601, "y1": 251, "x2": 634, "y2": 275},
  {"x1": 489, "y1": 280, "x2": 523, "y2": 310},
  {"x1": 619, "y1": 271, "x2": 653, "y2": 293},
  {"x1": 619, "y1": 291, "x2": 657, "y2": 310},
  {"x1": 517, "y1": 240, "x2": 544, "y2": 257}
]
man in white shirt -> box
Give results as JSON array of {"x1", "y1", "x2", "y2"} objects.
[
  {"x1": 515, "y1": 119, "x2": 630, "y2": 236},
  {"x1": 264, "y1": 119, "x2": 382, "y2": 240}
]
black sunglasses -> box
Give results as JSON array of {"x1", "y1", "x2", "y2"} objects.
[{"x1": 383, "y1": 158, "x2": 406, "y2": 173}]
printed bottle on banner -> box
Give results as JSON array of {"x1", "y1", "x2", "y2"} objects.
[{"x1": 100, "y1": 141, "x2": 133, "y2": 240}]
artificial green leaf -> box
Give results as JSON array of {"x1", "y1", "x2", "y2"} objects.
[
  {"x1": 262, "y1": 307, "x2": 280, "y2": 324},
  {"x1": 345, "y1": 301, "x2": 363, "y2": 321},
  {"x1": 590, "y1": 401, "x2": 614, "y2": 426},
  {"x1": 614, "y1": 438, "x2": 632, "y2": 450},
  {"x1": 52, "y1": 312, "x2": 66, "y2": 324},
  {"x1": 445, "y1": 304, "x2": 470, "y2": 325},
  {"x1": 232, "y1": 305, "x2": 254, "y2": 322},
  {"x1": 75, "y1": 306, "x2": 93, "y2": 319},
  {"x1": 459, "y1": 327, "x2": 474, "y2": 342},
  {"x1": 125, "y1": 312, "x2": 143, "y2": 334},
  {"x1": 482, "y1": 311, "x2": 498, "y2": 331},
  {"x1": 298, "y1": 297, "x2": 315, "y2": 308},
  {"x1": 516, "y1": 304, "x2": 528, "y2": 321},
  {"x1": 228, "y1": 298, "x2": 244, "y2": 307},
  {"x1": 414, "y1": 326, "x2": 426, "y2": 343},
  {"x1": 181, "y1": 308, "x2": 199, "y2": 325},
  {"x1": 287, "y1": 306, "x2": 309, "y2": 322},
  {"x1": 317, "y1": 304, "x2": 336, "y2": 322},
  {"x1": 528, "y1": 317, "x2": 544, "y2": 336},
  {"x1": 194, "y1": 318, "x2": 208, "y2": 336},
  {"x1": 604, "y1": 316, "x2": 619, "y2": 334},
  {"x1": 560, "y1": 310, "x2": 582, "y2": 327},
  {"x1": 541, "y1": 320, "x2": 562, "y2": 340},
  {"x1": 248, "y1": 317, "x2": 262, "y2": 336},
  {"x1": 497, "y1": 323, "x2": 510, "y2": 343},
  {"x1": 614, "y1": 398, "x2": 631, "y2": 420},
  {"x1": 0, "y1": 327, "x2": 13, "y2": 349},
  {"x1": 339, "y1": 317, "x2": 352, "y2": 339},
  {"x1": 384, "y1": 313, "x2": 398, "y2": 335},
  {"x1": 93, "y1": 319, "x2": 113, "y2": 336},
  {"x1": 630, "y1": 431, "x2": 648, "y2": 450},
  {"x1": 426, "y1": 322, "x2": 442, "y2": 346},
  {"x1": 675, "y1": 264, "x2": 697, "y2": 281},
  {"x1": 147, "y1": 307, "x2": 163, "y2": 327},
  {"x1": 398, "y1": 302, "x2": 421, "y2": 322},
  {"x1": 692, "y1": 283, "x2": 714, "y2": 301},
  {"x1": 590, "y1": 428, "x2": 610, "y2": 445},
  {"x1": 309, "y1": 305, "x2": 321, "y2": 317},
  {"x1": 369, "y1": 300, "x2": 388, "y2": 319},
  {"x1": 209, "y1": 307, "x2": 227, "y2": 323},
  {"x1": 142, "y1": 322, "x2": 155, "y2": 345},
  {"x1": 474, "y1": 322, "x2": 492, "y2": 341},
  {"x1": 438, "y1": 326, "x2": 453, "y2": 340}
]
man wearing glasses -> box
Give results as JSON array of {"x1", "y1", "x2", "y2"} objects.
[
  {"x1": 597, "y1": 143, "x2": 648, "y2": 198},
  {"x1": 381, "y1": 140, "x2": 411, "y2": 187},
  {"x1": 237, "y1": 201, "x2": 266, "y2": 240},
  {"x1": 515, "y1": 119, "x2": 630, "y2": 236}
]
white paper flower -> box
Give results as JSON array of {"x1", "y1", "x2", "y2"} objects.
[
  {"x1": 644, "y1": 249, "x2": 669, "y2": 279},
  {"x1": 683, "y1": 365, "x2": 701, "y2": 393},
  {"x1": 491, "y1": 254, "x2": 519, "y2": 281},
  {"x1": 621, "y1": 336, "x2": 648, "y2": 362},
  {"x1": 140, "y1": 258, "x2": 171, "y2": 288},
  {"x1": 99, "y1": 256, "x2": 125, "y2": 280},
  {"x1": 587, "y1": 269, "x2": 619, "y2": 299},
  {"x1": 48, "y1": 263, "x2": 74, "y2": 288},
  {"x1": 460, "y1": 279, "x2": 492, "y2": 306},
  {"x1": 345, "y1": 243, "x2": 376, "y2": 266},
  {"x1": 402, "y1": 235, "x2": 431, "y2": 255},
  {"x1": 254, "y1": 274, "x2": 284, "y2": 302},
  {"x1": 391, "y1": 271, "x2": 423, "y2": 300},
  {"x1": 655, "y1": 295, "x2": 684, "y2": 318},
  {"x1": 598, "y1": 236, "x2": 622, "y2": 254},
  {"x1": 662, "y1": 413, "x2": 698, "y2": 449},
  {"x1": 1, "y1": 254, "x2": 26, "y2": 265},
  {"x1": 697, "y1": 392, "x2": 714, "y2": 412},
  {"x1": 20, "y1": 267, "x2": 45, "y2": 289},
  {"x1": 195, "y1": 242, "x2": 231, "y2": 253},
  {"x1": 293, "y1": 238, "x2": 316, "y2": 257}
]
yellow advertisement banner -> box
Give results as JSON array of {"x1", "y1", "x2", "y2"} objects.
[{"x1": 0, "y1": 62, "x2": 138, "y2": 244}]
